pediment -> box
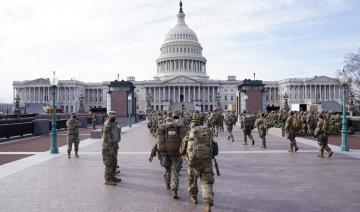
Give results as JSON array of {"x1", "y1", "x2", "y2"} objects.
[
  {"x1": 24, "y1": 78, "x2": 50, "y2": 85},
  {"x1": 306, "y1": 76, "x2": 338, "y2": 84},
  {"x1": 162, "y1": 75, "x2": 199, "y2": 84}
]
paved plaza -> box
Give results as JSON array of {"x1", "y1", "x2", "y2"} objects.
[{"x1": 1, "y1": 122, "x2": 360, "y2": 212}]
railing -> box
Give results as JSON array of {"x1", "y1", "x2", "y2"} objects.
[
  {"x1": 48, "y1": 119, "x2": 68, "y2": 131},
  {"x1": 0, "y1": 122, "x2": 34, "y2": 139},
  {"x1": 0, "y1": 118, "x2": 35, "y2": 125},
  {"x1": 0, "y1": 114, "x2": 37, "y2": 120}
]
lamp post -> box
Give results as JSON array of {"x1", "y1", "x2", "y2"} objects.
[
  {"x1": 339, "y1": 69, "x2": 349, "y2": 151},
  {"x1": 50, "y1": 71, "x2": 59, "y2": 154},
  {"x1": 128, "y1": 92, "x2": 132, "y2": 128},
  {"x1": 339, "y1": 70, "x2": 349, "y2": 151}
]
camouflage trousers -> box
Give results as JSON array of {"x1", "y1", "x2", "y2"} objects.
[
  {"x1": 188, "y1": 163, "x2": 214, "y2": 205},
  {"x1": 164, "y1": 156, "x2": 182, "y2": 191},
  {"x1": 67, "y1": 134, "x2": 80, "y2": 154},
  {"x1": 243, "y1": 129, "x2": 254, "y2": 144},
  {"x1": 258, "y1": 128, "x2": 267, "y2": 147},
  {"x1": 226, "y1": 125, "x2": 234, "y2": 141},
  {"x1": 102, "y1": 149, "x2": 117, "y2": 181},
  {"x1": 281, "y1": 126, "x2": 286, "y2": 137},
  {"x1": 286, "y1": 132, "x2": 298, "y2": 150},
  {"x1": 317, "y1": 133, "x2": 331, "y2": 153}
]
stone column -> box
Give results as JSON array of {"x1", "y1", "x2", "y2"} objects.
[
  {"x1": 187, "y1": 86, "x2": 190, "y2": 102},
  {"x1": 207, "y1": 87, "x2": 210, "y2": 102},
  {"x1": 193, "y1": 86, "x2": 196, "y2": 101},
  {"x1": 198, "y1": 86, "x2": 200, "y2": 100},
  {"x1": 173, "y1": 86, "x2": 175, "y2": 102}
]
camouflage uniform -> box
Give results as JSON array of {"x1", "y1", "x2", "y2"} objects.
[
  {"x1": 66, "y1": 114, "x2": 81, "y2": 158},
  {"x1": 314, "y1": 115, "x2": 333, "y2": 158},
  {"x1": 241, "y1": 113, "x2": 255, "y2": 145},
  {"x1": 224, "y1": 111, "x2": 237, "y2": 142},
  {"x1": 279, "y1": 110, "x2": 288, "y2": 137},
  {"x1": 102, "y1": 111, "x2": 121, "y2": 185},
  {"x1": 149, "y1": 115, "x2": 184, "y2": 199},
  {"x1": 180, "y1": 114, "x2": 216, "y2": 212},
  {"x1": 306, "y1": 112, "x2": 317, "y2": 135},
  {"x1": 255, "y1": 113, "x2": 267, "y2": 149},
  {"x1": 285, "y1": 112, "x2": 299, "y2": 152}
]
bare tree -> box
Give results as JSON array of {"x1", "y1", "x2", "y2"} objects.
[{"x1": 342, "y1": 48, "x2": 360, "y2": 102}]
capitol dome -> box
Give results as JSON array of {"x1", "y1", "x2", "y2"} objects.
[{"x1": 155, "y1": 1, "x2": 208, "y2": 81}]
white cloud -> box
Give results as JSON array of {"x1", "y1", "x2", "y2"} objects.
[{"x1": 0, "y1": 0, "x2": 357, "y2": 102}]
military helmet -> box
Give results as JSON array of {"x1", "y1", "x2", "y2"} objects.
[{"x1": 191, "y1": 114, "x2": 201, "y2": 122}]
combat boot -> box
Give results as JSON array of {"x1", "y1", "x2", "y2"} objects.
[
  {"x1": 227, "y1": 135, "x2": 230, "y2": 140},
  {"x1": 328, "y1": 151, "x2": 333, "y2": 158},
  {"x1": 172, "y1": 190, "x2": 178, "y2": 199},
  {"x1": 294, "y1": 145, "x2": 299, "y2": 152},
  {"x1": 105, "y1": 180, "x2": 116, "y2": 186},
  {"x1": 67, "y1": 154, "x2": 71, "y2": 159},
  {"x1": 251, "y1": 139, "x2": 255, "y2": 146},
  {"x1": 75, "y1": 152, "x2": 79, "y2": 158},
  {"x1": 166, "y1": 183, "x2": 170, "y2": 190},
  {"x1": 112, "y1": 177, "x2": 121, "y2": 182},
  {"x1": 203, "y1": 203, "x2": 211, "y2": 212},
  {"x1": 189, "y1": 196, "x2": 198, "y2": 204},
  {"x1": 318, "y1": 152, "x2": 324, "y2": 158}
]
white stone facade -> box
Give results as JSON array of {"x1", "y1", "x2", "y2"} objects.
[{"x1": 12, "y1": 3, "x2": 342, "y2": 114}]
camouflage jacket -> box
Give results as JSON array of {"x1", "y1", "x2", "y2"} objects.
[
  {"x1": 102, "y1": 119, "x2": 121, "y2": 151},
  {"x1": 66, "y1": 118, "x2": 81, "y2": 135}
]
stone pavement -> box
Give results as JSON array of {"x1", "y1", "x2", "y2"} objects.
[{"x1": 1, "y1": 122, "x2": 360, "y2": 212}]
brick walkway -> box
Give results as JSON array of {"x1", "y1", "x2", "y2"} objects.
[{"x1": 1, "y1": 122, "x2": 360, "y2": 212}]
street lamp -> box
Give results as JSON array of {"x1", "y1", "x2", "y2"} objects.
[
  {"x1": 339, "y1": 70, "x2": 349, "y2": 151},
  {"x1": 50, "y1": 71, "x2": 59, "y2": 154},
  {"x1": 128, "y1": 92, "x2": 132, "y2": 128}
]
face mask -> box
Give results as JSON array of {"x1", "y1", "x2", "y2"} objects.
[
  {"x1": 110, "y1": 117, "x2": 116, "y2": 122},
  {"x1": 72, "y1": 116, "x2": 76, "y2": 119}
]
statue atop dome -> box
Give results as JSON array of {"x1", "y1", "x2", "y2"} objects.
[{"x1": 179, "y1": 1, "x2": 183, "y2": 13}]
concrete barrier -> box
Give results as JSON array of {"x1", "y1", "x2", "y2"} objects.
[
  {"x1": 33, "y1": 119, "x2": 50, "y2": 136},
  {"x1": 91, "y1": 129, "x2": 102, "y2": 139},
  {"x1": 77, "y1": 117, "x2": 88, "y2": 128}
]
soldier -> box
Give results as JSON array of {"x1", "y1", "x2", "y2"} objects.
[
  {"x1": 306, "y1": 112, "x2": 317, "y2": 135},
  {"x1": 279, "y1": 109, "x2": 288, "y2": 137},
  {"x1": 334, "y1": 113, "x2": 341, "y2": 134},
  {"x1": 149, "y1": 113, "x2": 183, "y2": 199},
  {"x1": 102, "y1": 111, "x2": 121, "y2": 186},
  {"x1": 66, "y1": 112, "x2": 81, "y2": 158},
  {"x1": 255, "y1": 113, "x2": 267, "y2": 149},
  {"x1": 240, "y1": 111, "x2": 255, "y2": 145},
  {"x1": 314, "y1": 113, "x2": 334, "y2": 158},
  {"x1": 285, "y1": 111, "x2": 300, "y2": 152},
  {"x1": 224, "y1": 110, "x2": 237, "y2": 142},
  {"x1": 180, "y1": 114, "x2": 218, "y2": 212}
]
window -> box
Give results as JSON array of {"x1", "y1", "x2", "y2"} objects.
[
  {"x1": 231, "y1": 96, "x2": 233, "y2": 101},
  {"x1": 225, "y1": 105, "x2": 228, "y2": 110},
  {"x1": 224, "y1": 96, "x2": 227, "y2": 101}
]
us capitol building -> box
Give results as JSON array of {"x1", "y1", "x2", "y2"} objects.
[{"x1": 13, "y1": 2, "x2": 343, "y2": 114}]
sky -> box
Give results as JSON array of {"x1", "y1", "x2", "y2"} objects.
[{"x1": 1, "y1": 0, "x2": 360, "y2": 103}]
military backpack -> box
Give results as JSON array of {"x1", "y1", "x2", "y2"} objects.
[
  {"x1": 244, "y1": 115, "x2": 256, "y2": 129},
  {"x1": 186, "y1": 126, "x2": 213, "y2": 166},
  {"x1": 292, "y1": 117, "x2": 302, "y2": 131},
  {"x1": 156, "y1": 122, "x2": 181, "y2": 156}
]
